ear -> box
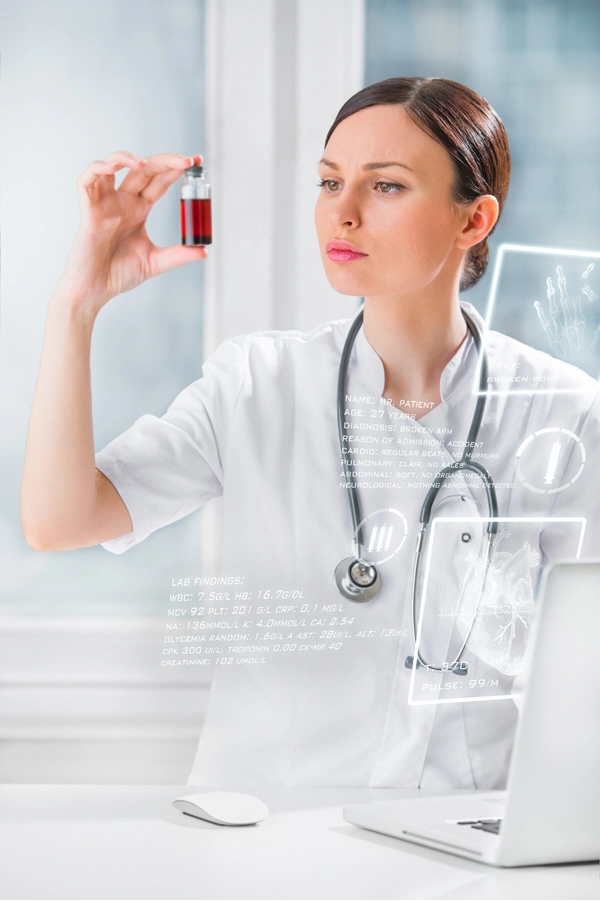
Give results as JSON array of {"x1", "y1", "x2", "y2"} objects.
[{"x1": 455, "y1": 195, "x2": 499, "y2": 252}]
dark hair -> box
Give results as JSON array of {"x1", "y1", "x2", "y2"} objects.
[{"x1": 325, "y1": 77, "x2": 511, "y2": 291}]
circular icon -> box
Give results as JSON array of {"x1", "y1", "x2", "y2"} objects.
[
  {"x1": 515, "y1": 427, "x2": 586, "y2": 494},
  {"x1": 351, "y1": 508, "x2": 408, "y2": 565}
]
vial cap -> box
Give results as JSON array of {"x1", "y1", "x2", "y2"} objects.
[{"x1": 184, "y1": 165, "x2": 204, "y2": 176}]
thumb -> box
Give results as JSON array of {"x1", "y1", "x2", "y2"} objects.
[{"x1": 150, "y1": 243, "x2": 208, "y2": 276}]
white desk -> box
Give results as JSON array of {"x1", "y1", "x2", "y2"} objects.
[{"x1": 0, "y1": 785, "x2": 597, "y2": 900}]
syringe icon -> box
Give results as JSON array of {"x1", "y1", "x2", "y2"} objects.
[
  {"x1": 543, "y1": 440, "x2": 562, "y2": 485},
  {"x1": 367, "y1": 526, "x2": 394, "y2": 553}
]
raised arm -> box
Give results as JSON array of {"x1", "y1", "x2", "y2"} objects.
[{"x1": 21, "y1": 150, "x2": 208, "y2": 551}]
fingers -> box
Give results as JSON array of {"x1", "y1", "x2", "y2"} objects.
[
  {"x1": 139, "y1": 167, "x2": 188, "y2": 204},
  {"x1": 119, "y1": 152, "x2": 203, "y2": 198},
  {"x1": 76, "y1": 151, "x2": 146, "y2": 190},
  {"x1": 556, "y1": 264, "x2": 568, "y2": 304},
  {"x1": 140, "y1": 153, "x2": 203, "y2": 202},
  {"x1": 105, "y1": 150, "x2": 148, "y2": 168},
  {"x1": 150, "y1": 242, "x2": 208, "y2": 278}
]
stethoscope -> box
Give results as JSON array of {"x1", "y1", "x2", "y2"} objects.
[{"x1": 333, "y1": 306, "x2": 499, "y2": 676}]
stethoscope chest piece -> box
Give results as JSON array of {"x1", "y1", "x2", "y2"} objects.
[{"x1": 334, "y1": 557, "x2": 381, "y2": 602}]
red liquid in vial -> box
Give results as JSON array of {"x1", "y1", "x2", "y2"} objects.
[{"x1": 181, "y1": 198, "x2": 212, "y2": 245}]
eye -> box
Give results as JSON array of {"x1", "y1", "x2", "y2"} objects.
[
  {"x1": 375, "y1": 181, "x2": 404, "y2": 194},
  {"x1": 317, "y1": 179, "x2": 341, "y2": 192},
  {"x1": 316, "y1": 179, "x2": 405, "y2": 195}
]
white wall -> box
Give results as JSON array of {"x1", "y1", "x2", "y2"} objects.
[{"x1": 0, "y1": 619, "x2": 209, "y2": 783}]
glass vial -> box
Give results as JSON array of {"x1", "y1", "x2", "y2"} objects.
[{"x1": 181, "y1": 166, "x2": 212, "y2": 245}]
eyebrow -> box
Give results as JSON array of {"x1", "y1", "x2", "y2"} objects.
[{"x1": 318, "y1": 157, "x2": 416, "y2": 174}]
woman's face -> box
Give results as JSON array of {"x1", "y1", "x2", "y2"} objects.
[{"x1": 314, "y1": 103, "x2": 474, "y2": 298}]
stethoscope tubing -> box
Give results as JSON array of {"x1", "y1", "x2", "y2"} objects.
[
  {"x1": 337, "y1": 309, "x2": 368, "y2": 558},
  {"x1": 336, "y1": 305, "x2": 499, "y2": 674}
]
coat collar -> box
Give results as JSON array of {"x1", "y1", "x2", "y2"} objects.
[{"x1": 353, "y1": 301, "x2": 485, "y2": 406}]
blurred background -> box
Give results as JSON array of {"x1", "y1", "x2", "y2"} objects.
[{"x1": 1, "y1": 0, "x2": 599, "y2": 783}]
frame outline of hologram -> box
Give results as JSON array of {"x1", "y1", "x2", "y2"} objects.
[
  {"x1": 407, "y1": 515, "x2": 586, "y2": 706},
  {"x1": 476, "y1": 243, "x2": 600, "y2": 397}
]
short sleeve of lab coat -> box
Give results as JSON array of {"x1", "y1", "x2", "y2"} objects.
[{"x1": 94, "y1": 338, "x2": 245, "y2": 555}]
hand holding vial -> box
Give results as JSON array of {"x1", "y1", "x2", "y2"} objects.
[
  {"x1": 21, "y1": 151, "x2": 209, "y2": 552},
  {"x1": 55, "y1": 150, "x2": 208, "y2": 312}
]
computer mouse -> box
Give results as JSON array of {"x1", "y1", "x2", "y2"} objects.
[{"x1": 172, "y1": 791, "x2": 268, "y2": 825}]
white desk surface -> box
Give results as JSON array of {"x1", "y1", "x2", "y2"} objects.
[{"x1": 0, "y1": 785, "x2": 597, "y2": 900}]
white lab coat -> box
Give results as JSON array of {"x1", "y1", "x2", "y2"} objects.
[{"x1": 95, "y1": 301, "x2": 600, "y2": 789}]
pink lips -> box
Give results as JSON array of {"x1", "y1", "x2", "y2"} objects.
[{"x1": 326, "y1": 240, "x2": 368, "y2": 262}]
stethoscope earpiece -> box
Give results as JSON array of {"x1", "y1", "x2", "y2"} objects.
[{"x1": 334, "y1": 557, "x2": 380, "y2": 602}]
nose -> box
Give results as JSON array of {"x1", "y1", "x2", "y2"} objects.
[{"x1": 329, "y1": 190, "x2": 361, "y2": 229}]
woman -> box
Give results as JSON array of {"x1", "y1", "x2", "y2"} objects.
[{"x1": 21, "y1": 77, "x2": 600, "y2": 789}]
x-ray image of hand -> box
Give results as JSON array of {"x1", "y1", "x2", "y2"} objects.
[
  {"x1": 454, "y1": 531, "x2": 540, "y2": 676},
  {"x1": 534, "y1": 264, "x2": 600, "y2": 363}
]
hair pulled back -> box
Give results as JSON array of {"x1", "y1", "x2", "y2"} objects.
[{"x1": 325, "y1": 77, "x2": 511, "y2": 291}]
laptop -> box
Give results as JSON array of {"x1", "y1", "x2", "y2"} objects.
[{"x1": 343, "y1": 560, "x2": 600, "y2": 867}]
